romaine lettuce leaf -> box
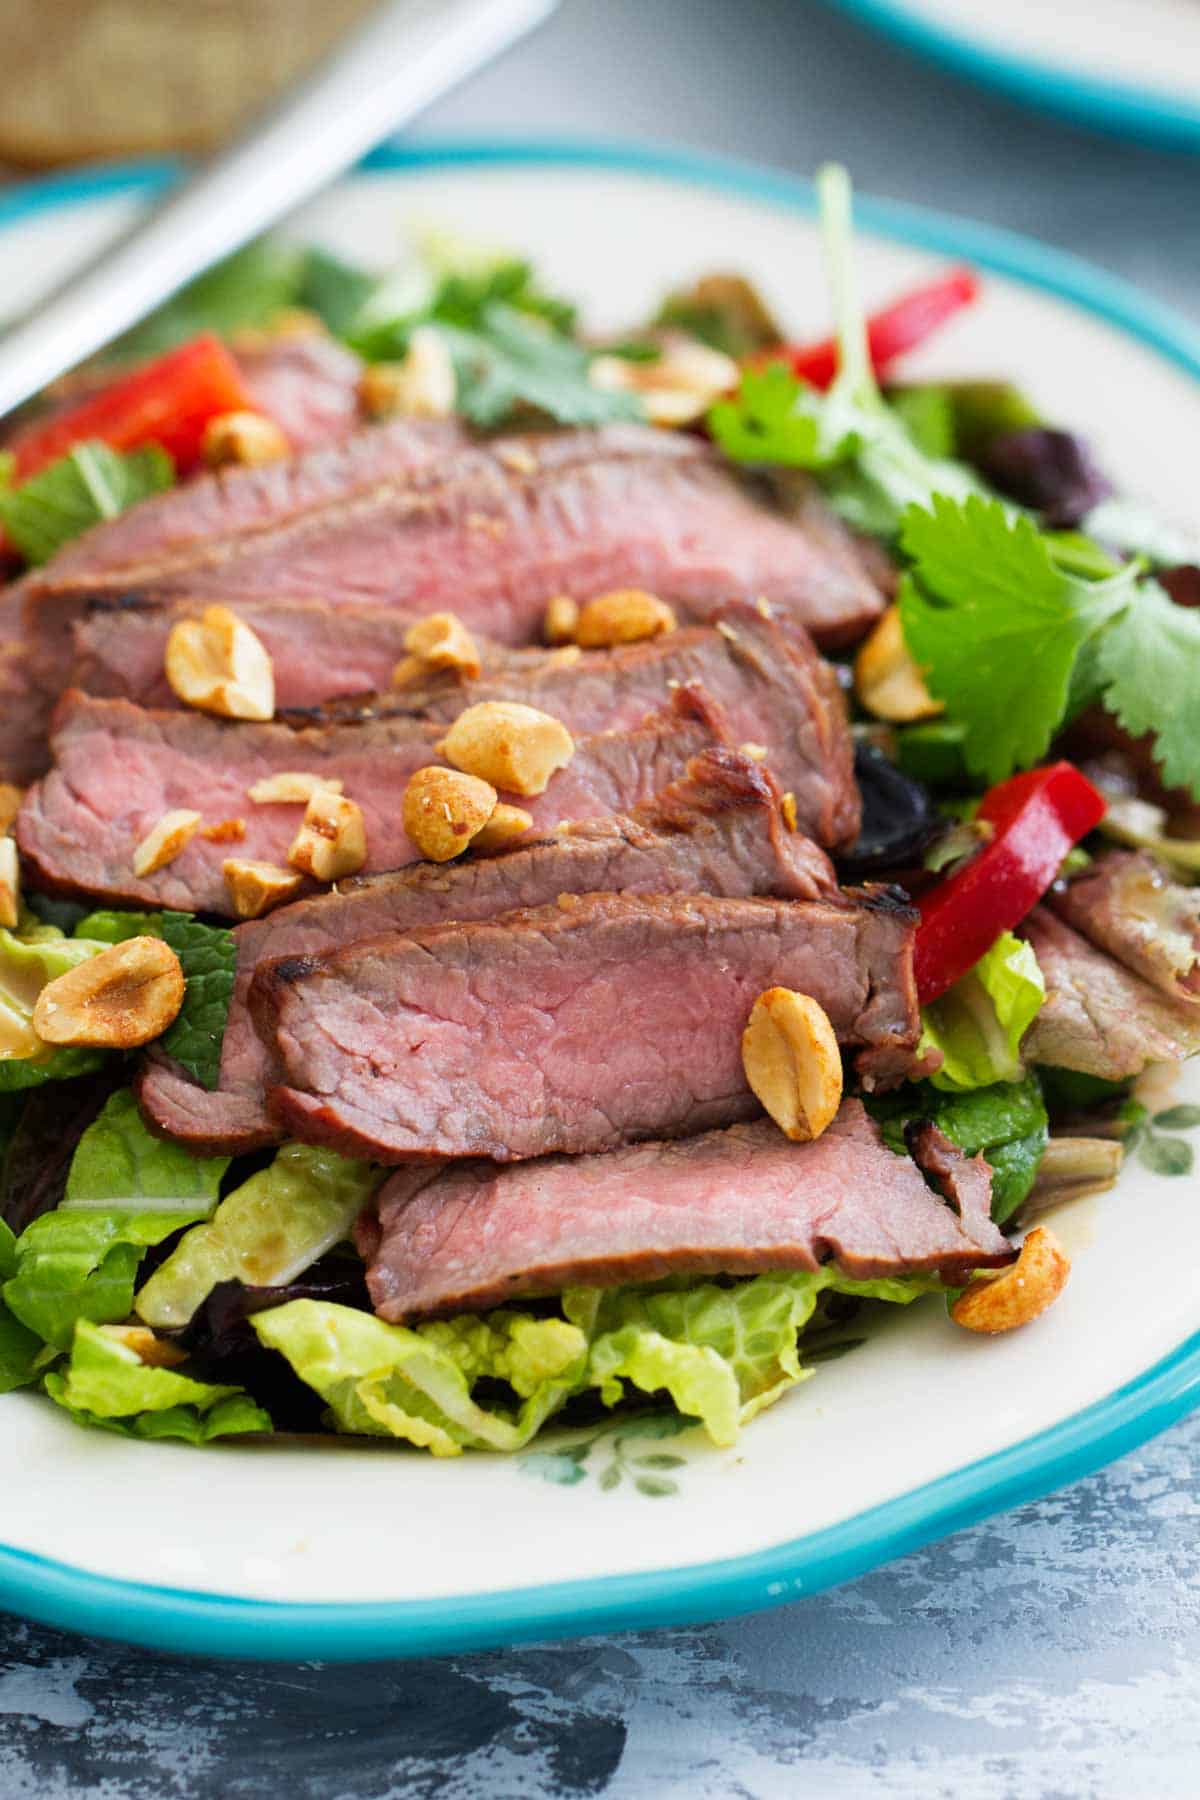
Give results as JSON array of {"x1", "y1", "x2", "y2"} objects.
[
  {"x1": 0, "y1": 926, "x2": 110, "y2": 1089},
  {"x1": 252, "y1": 1302, "x2": 587, "y2": 1456},
  {"x1": 4, "y1": 1209, "x2": 206, "y2": 1349},
  {"x1": 63, "y1": 1089, "x2": 228, "y2": 1213},
  {"x1": 0, "y1": 442, "x2": 173, "y2": 565},
  {"x1": 135, "y1": 1143, "x2": 377, "y2": 1329},
  {"x1": 0, "y1": 1218, "x2": 41, "y2": 1392},
  {"x1": 920, "y1": 931, "x2": 1045, "y2": 1092},
  {"x1": 44, "y1": 1319, "x2": 270, "y2": 1440}
]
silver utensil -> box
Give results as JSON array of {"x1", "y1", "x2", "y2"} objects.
[{"x1": 0, "y1": 0, "x2": 559, "y2": 419}]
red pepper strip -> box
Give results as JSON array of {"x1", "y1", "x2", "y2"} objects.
[
  {"x1": 6, "y1": 333, "x2": 259, "y2": 479},
  {"x1": 914, "y1": 761, "x2": 1107, "y2": 1004},
  {"x1": 762, "y1": 267, "x2": 981, "y2": 392}
]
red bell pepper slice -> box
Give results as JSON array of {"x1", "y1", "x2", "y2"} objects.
[
  {"x1": 914, "y1": 762, "x2": 1107, "y2": 1004},
  {"x1": 6, "y1": 332, "x2": 258, "y2": 479},
  {"x1": 765, "y1": 267, "x2": 980, "y2": 392}
]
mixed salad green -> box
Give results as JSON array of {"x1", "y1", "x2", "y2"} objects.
[{"x1": 0, "y1": 165, "x2": 1192, "y2": 1456}]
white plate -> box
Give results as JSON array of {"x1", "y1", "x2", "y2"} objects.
[
  {"x1": 829, "y1": 0, "x2": 1200, "y2": 147},
  {"x1": 1, "y1": 139, "x2": 1198, "y2": 1661}
]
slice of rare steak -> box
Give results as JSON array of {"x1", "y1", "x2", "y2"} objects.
[
  {"x1": 365, "y1": 1100, "x2": 1014, "y2": 1321},
  {"x1": 1048, "y1": 850, "x2": 1200, "y2": 1005},
  {"x1": 258, "y1": 888, "x2": 923, "y2": 1164},
  {"x1": 136, "y1": 748, "x2": 839, "y2": 1156}
]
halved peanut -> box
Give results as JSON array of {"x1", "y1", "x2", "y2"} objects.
[
  {"x1": 98, "y1": 1324, "x2": 188, "y2": 1369},
  {"x1": 472, "y1": 802, "x2": 534, "y2": 852},
  {"x1": 403, "y1": 766, "x2": 498, "y2": 863},
  {"x1": 358, "y1": 327, "x2": 456, "y2": 420},
  {"x1": 202, "y1": 410, "x2": 291, "y2": 469},
  {"x1": 951, "y1": 1228, "x2": 1070, "y2": 1335},
  {"x1": 0, "y1": 836, "x2": 19, "y2": 929},
  {"x1": 590, "y1": 339, "x2": 739, "y2": 426},
  {"x1": 288, "y1": 789, "x2": 367, "y2": 883},
  {"x1": 223, "y1": 858, "x2": 304, "y2": 919},
  {"x1": 166, "y1": 605, "x2": 275, "y2": 722},
  {"x1": 33, "y1": 936, "x2": 184, "y2": 1049},
  {"x1": 248, "y1": 772, "x2": 343, "y2": 805},
  {"x1": 543, "y1": 595, "x2": 580, "y2": 646},
  {"x1": 438, "y1": 701, "x2": 574, "y2": 797},
  {"x1": 132, "y1": 809, "x2": 202, "y2": 878},
  {"x1": 402, "y1": 612, "x2": 481, "y2": 680},
  {"x1": 0, "y1": 783, "x2": 23, "y2": 835},
  {"x1": 575, "y1": 590, "x2": 676, "y2": 649},
  {"x1": 741, "y1": 987, "x2": 843, "y2": 1142},
  {"x1": 854, "y1": 607, "x2": 942, "y2": 724}
]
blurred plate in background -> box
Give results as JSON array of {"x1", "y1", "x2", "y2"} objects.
[{"x1": 827, "y1": 0, "x2": 1200, "y2": 149}]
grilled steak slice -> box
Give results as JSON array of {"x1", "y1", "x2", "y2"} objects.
[
  {"x1": 137, "y1": 749, "x2": 839, "y2": 1155},
  {"x1": 2, "y1": 421, "x2": 881, "y2": 782},
  {"x1": 258, "y1": 889, "x2": 922, "y2": 1164},
  {"x1": 1021, "y1": 906, "x2": 1200, "y2": 1079},
  {"x1": 365, "y1": 1100, "x2": 1014, "y2": 1321},
  {"x1": 68, "y1": 602, "x2": 858, "y2": 848},
  {"x1": 237, "y1": 332, "x2": 363, "y2": 452},
  {"x1": 1048, "y1": 851, "x2": 1200, "y2": 1005},
  {"x1": 17, "y1": 684, "x2": 723, "y2": 917}
]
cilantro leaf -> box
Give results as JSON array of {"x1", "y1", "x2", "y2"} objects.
[
  {"x1": 117, "y1": 240, "x2": 307, "y2": 357},
  {"x1": 899, "y1": 495, "x2": 1137, "y2": 783},
  {"x1": 0, "y1": 441, "x2": 173, "y2": 565},
  {"x1": 1095, "y1": 581, "x2": 1200, "y2": 795},
  {"x1": 440, "y1": 306, "x2": 642, "y2": 429},
  {"x1": 158, "y1": 913, "x2": 238, "y2": 1091},
  {"x1": 708, "y1": 364, "x2": 847, "y2": 467}
]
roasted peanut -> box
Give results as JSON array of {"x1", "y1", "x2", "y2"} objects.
[
  {"x1": 358, "y1": 327, "x2": 456, "y2": 420},
  {"x1": 781, "y1": 792, "x2": 798, "y2": 833},
  {"x1": 742, "y1": 987, "x2": 843, "y2": 1142},
  {"x1": 0, "y1": 783, "x2": 22, "y2": 835},
  {"x1": 288, "y1": 789, "x2": 367, "y2": 882},
  {"x1": 400, "y1": 612, "x2": 482, "y2": 680},
  {"x1": 575, "y1": 589, "x2": 676, "y2": 648},
  {"x1": 438, "y1": 701, "x2": 574, "y2": 797},
  {"x1": 248, "y1": 772, "x2": 343, "y2": 805},
  {"x1": 472, "y1": 802, "x2": 534, "y2": 852},
  {"x1": 402, "y1": 766, "x2": 498, "y2": 863},
  {"x1": 198, "y1": 818, "x2": 246, "y2": 843},
  {"x1": 33, "y1": 936, "x2": 184, "y2": 1049},
  {"x1": 543, "y1": 595, "x2": 580, "y2": 645},
  {"x1": 223, "y1": 858, "x2": 305, "y2": 919},
  {"x1": 98, "y1": 1324, "x2": 188, "y2": 1369},
  {"x1": 951, "y1": 1228, "x2": 1071, "y2": 1334},
  {"x1": 854, "y1": 607, "x2": 942, "y2": 724},
  {"x1": 589, "y1": 338, "x2": 739, "y2": 426},
  {"x1": 202, "y1": 410, "x2": 291, "y2": 469},
  {"x1": 165, "y1": 605, "x2": 275, "y2": 722},
  {"x1": 132, "y1": 809, "x2": 202, "y2": 877},
  {"x1": 0, "y1": 836, "x2": 18, "y2": 930}
]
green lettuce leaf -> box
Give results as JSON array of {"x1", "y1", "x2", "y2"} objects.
[
  {"x1": 869, "y1": 1073, "x2": 1049, "y2": 1226},
  {"x1": 45, "y1": 1319, "x2": 270, "y2": 1440},
  {"x1": 252, "y1": 1301, "x2": 588, "y2": 1456},
  {"x1": 0, "y1": 442, "x2": 173, "y2": 565},
  {"x1": 74, "y1": 909, "x2": 163, "y2": 943},
  {"x1": 63, "y1": 1089, "x2": 228, "y2": 1213},
  {"x1": 0, "y1": 1218, "x2": 42, "y2": 1392},
  {"x1": 920, "y1": 931, "x2": 1045, "y2": 1092},
  {"x1": 135, "y1": 1143, "x2": 378, "y2": 1329},
  {"x1": 4, "y1": 1209, "x2": 206, "y2": 1349},
  {"x1": 157, "y1": 913, "x2": 237, "y2": 1090}
]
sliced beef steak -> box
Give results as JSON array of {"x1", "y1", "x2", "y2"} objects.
[
  {"x1": 1021, "y1": 906, "x2": 1200, "y2": 1079},
  {"x1": 69, "y1": 602, "x2": 858, "y2": 848},
  {"x1": 2, "y1": 421, "x2": 881, "y2": 781},
  {"x1": 365, "y1": 1100, "x2": 1014, "y2": 1321},
  {"x1": 1048, "y1": 851, "x2": 1200, "y2": 1005},
  {"x1": 137, "y1": 748, "x2": 839, "y2": 1155},
  {"x1": 17, "y1": 685, "x2": 722, "y2": 916},
  {"x1": 258, "y1": 888, "x2": 922, "y2": 1164},
  {"x1": 236, "y1": 332, "x2": 363, "y2": 452}
]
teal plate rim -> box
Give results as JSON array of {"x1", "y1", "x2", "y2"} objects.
[
  {"x1": 1, "y1": 135, "x2": 1199, "y2": 1661},
  {"x1": 824, "y1": 0, "x2": 1200, "y2": 151}
]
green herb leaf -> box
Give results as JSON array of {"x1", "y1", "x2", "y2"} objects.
[
  {"x1": 1094, "y1": 581, "x2": 1200, "y2": 797},
  {"x1": 157, "y1": 912, "x2": 238, "y2": 1090},
  {"x1": 63, "y1": 1089, "x2": 228, "y2": 1214},
  {"x1": 899, "y1": 495, "x2": 1137, "y2": 783},
  {"x1": 440, "y1": 306, "x2": 642, "y2": 429},
  {"x1": 0, "y1": 441, "x2": 173, "y2": 565},
  {"x1": 708, "y1": 364, "x2": 841, "y2": 467},
  {"x1": 117, "y1": 240, "x2": 307, "y2": 357},
  {"x1": 868, "y1": 1072, "x2": 1049, "y2": 1225}
]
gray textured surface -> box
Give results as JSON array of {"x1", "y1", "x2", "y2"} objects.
[{"x1": 3, "y1": 1, "x2": 1199, "y2": 1791}]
